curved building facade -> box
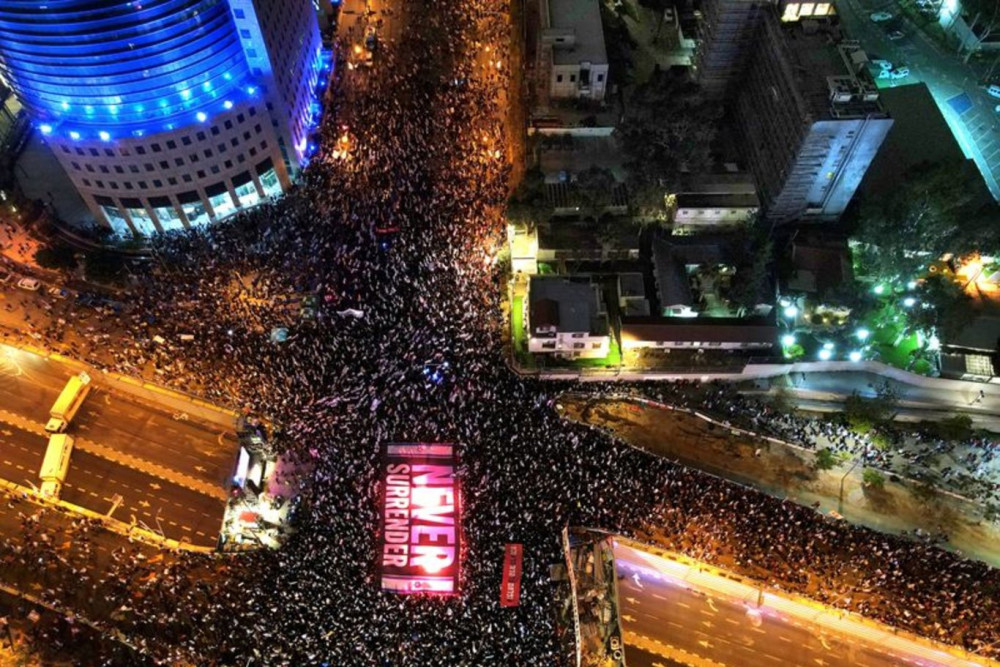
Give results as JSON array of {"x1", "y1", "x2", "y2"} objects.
[{"x1": 0, "y1": 0, "x2": 325, "y2": 235}]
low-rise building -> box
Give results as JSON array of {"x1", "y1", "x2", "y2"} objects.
[
  {"x1": 527, "y1": 276, "x2": 611, "y2": 358},
  {"x1": 617, "y1": 273, "x2": 651, "y2": 317},
  {"x1": 538, "y1": 0, "x2": 610, "y2": 102},
  {"x1": 538, "y1": 218, "x2": 639, "y2": 264},
  {"x1": 668, "y1": 173, "x2": 760, "y2": 233},
  {"x1": 620, "y1": 316, "x2": 777, "y2": 350}
]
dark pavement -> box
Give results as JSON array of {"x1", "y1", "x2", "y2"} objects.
[
  {"x1": 615, "y1": 544, "x2": 928, "y2": 667},
  {"x1": 0, "y1": 345, "x2": 233, "y2": 547}
]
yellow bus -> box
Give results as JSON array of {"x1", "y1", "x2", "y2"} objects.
[
  {"x1": 39, "y1": 433, "x2": 74, "y2": 499},
  {"x1": 45, "y1": 371, "x2": 91, "y2": 433}
]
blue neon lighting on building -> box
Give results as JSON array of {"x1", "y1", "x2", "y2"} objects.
[{"x1": 0, "y1": 0, "x2": 254, "y2": 136}]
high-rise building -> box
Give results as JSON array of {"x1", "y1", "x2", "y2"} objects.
[
  {"x1": 693, "y1": 0, "x2": 768, "y2": 99},
  {"x1": 0, "y1": 0, "x2": 326, "y2": 235},
  {"x1": 734, "y1": 15, "x2": 892, "y2": 223}
]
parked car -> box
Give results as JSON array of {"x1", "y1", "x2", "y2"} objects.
[
  {"x1": 887, "y1": 30, "x2": 905, "y2": 40},
  {"x1": 17, "y1": 278, "x2": 41, "y2": 291},
  {"x1": 871, "y1": 59, "x2": 893, "y2": 71},
  {"x1": 987, "y1": 84, "x2": 1000, "y2": 99},
  {"x1": 47, "y1": 286, "x2": 68, "y2": 299},
  {"x1": 870, "y1": 10, "x2": 894, "y2": 21},
  {"x1": 891, "y1": 67, "x2": 910, "y2": 79}
]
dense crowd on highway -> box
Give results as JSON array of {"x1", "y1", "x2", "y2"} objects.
[{"x1": 4, "y1": 0, "x2": 1000, "y2": 664}]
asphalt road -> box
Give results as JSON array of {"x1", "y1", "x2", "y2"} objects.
[
  {"x1": 61, "y1": 450, "x2": 223, "y2": 547},
  {"x1": 836, "y1": 0, "x2": 1000, "y2": 197},
  {"x1": 0, "y1": 345, "x2": 233, "y2": 546},
  {"x1": 0, "y1": 421, "x2": 46, "y2": 489},
  {"x1": 615, "y1": 544, "x2": 924, "y2": 667}
]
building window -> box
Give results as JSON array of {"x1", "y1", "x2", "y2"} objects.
[
  {"x1": 204, "y1": 150, "x2": 213, "y2": 158},
  {"x1": 82, "y1": 179, "x2": 90, "y2": 186},
  {"x1": 159, "y1": 161, "x2": 169, "y2": 169},
  {"x1": 71, "y1": 162, "x2": 81, "y2": 170},
  {"x1": 89, "y1": 148, "x2": 99, "y2": 157},
  {"x1": 182, "y1": 174, "x2": 192, "y2": 183},
  {"x1": 237, "y1": 113, "x2": 246, "y2": 123},
  {"x1": 225, "y1": 160, "x2": 233, "y2": 169},
  {"x1": 243, "y1": 131, "x2": 252, "y2": 140},
  {"x1": 129, "y1": 165, "x2": 139, "y2": 173},
  {"x1": 182, "y1": 136, "x2": 192, "y2": 146},
  {"x1": 196, "y1": 131, "x2": 207, "y2": 141},
  {"x1": 230, "y1": 138, "x2": 239, "y2": 147},
  {"x1": 151, "y1": 143, "x2": 161, "y2": 152},
  {"x1": 597, "y1": 74, "x2": 604, "y2": 82},
  {"x1": 137, "y1": 181, "x2": 147, "y2": 189},
  {"x1": 166, "y1": 140, "x2": 177, "y2": 150},
  {"x1": 211, "y1": 126, "x2": 220, "y2": 136},
  {"x1": 167, "y1": 177, "x2": 178, "y2": 185},
  {"x1": 104, "y1": 149, "x2": 114, "y2": 157},
  {"x1": 123, "y1": 182, "x2": 133, "y2": 190},
  {"x1": 224, "y1": 120, "x2": 233, "y2": 130},
  {"x1": 234, "y1": 8, "x2": 245, "y2": 18},
  {"x1": 556, "y1": 75, "x2": 563, "y2": 83},
  {"x1": 572, "y1": 343, "x2": 585, "y2": 349},
  {"x1": 211, "y1": 165, "x2": 220, "y2": 174},
  {"x1": 190, "y1": 154, "x2": 199, "y2": 163},
  {"x1": 136, "y1": 146, "x2": 146, "y2": 155},
  {"x1": 174, "y1": 158, "x2": 183, "y2": 167},
  {"x1": 570, "y1": 75, "x2": 576, "y2": 83},
  {"x1": 197, "y1": 170, "x2": 206, "y2": 178},
  {"x1": 153, "y1": 179, "x2": 163, "y2": 188},
  {"x1": 114, "y1": 166, "x2": 124, "y2": 174},
  {"x1": 100, "y1": 165, "x2": 109, "y2": 174},
  {"x1": 145, "y1": 164, "x2": 154, "y2": 172}
]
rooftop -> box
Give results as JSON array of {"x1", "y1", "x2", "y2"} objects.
[
  {"x1": 767, "y1": 16, "x2": 885, "y2": 120},
  {"x1": 675, "y1": 192, "x2": 760, "y2": 210},
  {"x1": 528, "y1": 276, "x2": 609, "y2": 335},
  {"x1": 548, "y1": 0, "x2": 608, "y2": 66},
  {"x1": 621, "y1": 316, "x2": 778, "y2": 345},
  {"x1": 538, "y1": 218, "x2": 639, "y2": 250}
]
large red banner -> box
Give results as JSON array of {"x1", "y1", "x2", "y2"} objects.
[
  {"x1": 500, "y1": 543, "x2": 523, "y2": 607},
  {"x1": 379, "y1": 443, "x2": 460, "y2": 595}
]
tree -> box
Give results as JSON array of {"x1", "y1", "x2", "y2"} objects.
[
  {"x1": 83, "y1": 250, "x2": 126, "y2": 284},
  {"x1": 843, "y1": 384, "x2": 898, "y2": 433},
  {"x1": 506, "y1": 167, "x2": 552, "y2": 228},
  {"x1": 615, "y1": 69, "x2": 720, "y2": 218},
  {"x1": 814, "y1": 447, "x2": 837, "y2": 471},
  {"x1": 905, "y1": 274, "x2": 978, "y2": 341},
  {"x1": 862, "y1": 467, "x2": 886, "y2": 489},
  {"x1": 34, "y1": 242, "x2": 78, "y2": 271},
  {"x1": 728, "y1": 224, "x2": 773, "y2": 315},
  {"x1": 852, "y1": 160, "x2": 1000, "y2": 283},
  {"x1": 933, "y1": 414, "x2": 974, "y2": 442},
  {"x1": 573, "y1": 166, "x2": 618, "y2": 221}
]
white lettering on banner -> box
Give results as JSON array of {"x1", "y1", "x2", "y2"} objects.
[{"x1": 381, "y1": 458, "x2": 458, "y2": 570}]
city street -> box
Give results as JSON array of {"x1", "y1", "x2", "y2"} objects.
[
  {"x1": 615, "y1": 541, "x2": 990, "y2": 667},
  {"x1": 835, "y1": 0, "x2": 1000, "y2": 197},
  {"x1": 0, "y1": 344, "x2": 235, "y2": 546}
]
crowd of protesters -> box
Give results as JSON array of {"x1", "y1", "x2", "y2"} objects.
[{"x1": 1, "y1": 0, "x2": 1000, "y2": 664}]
